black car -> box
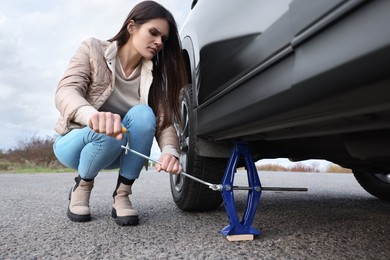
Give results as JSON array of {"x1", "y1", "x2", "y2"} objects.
[{"x1": 170, "y1": 0, "x2": 390, "y2": 211}]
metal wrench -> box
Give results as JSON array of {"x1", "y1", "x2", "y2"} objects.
[
  {"x1": 121, "y1": 143, "x2": 308, "y2": 193},
  {"x1": 120, "y1": 127, "x2": 307, "y2": 193},
  {"x1": 120, "y1": 126, "x2": 222, "y2": 191}
]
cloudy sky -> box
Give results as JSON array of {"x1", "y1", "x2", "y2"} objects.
[{"x1": 0, "y1": 0, "x2": 191, "y2": 152}]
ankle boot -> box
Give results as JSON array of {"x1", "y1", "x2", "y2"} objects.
[
  {"x1": 67, "y1": 176, "x2": 94, "y2": 222},
  {"x1": 112, "y1": 176, "x2": 139, "y2": 226}
]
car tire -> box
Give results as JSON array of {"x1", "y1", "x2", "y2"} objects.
[
  {"x1": 170, "y1": 84, "x2": 227, "y2": 211},
  {"x1": 353, "y1": 170, "x2": 390, "y2": 201}
]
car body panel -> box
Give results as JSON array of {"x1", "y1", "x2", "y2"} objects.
[
  {"x1": 289, "y1": 0, "x2": 347, "y2": 36},
  {"x1": 181, "y1": 0, "x2": 292, "y2": 76}
]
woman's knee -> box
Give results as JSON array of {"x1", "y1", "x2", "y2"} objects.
[
  {"x1": 53, "y1": 128, "x2": 125, "y2": 170},
  {"x1": 53, "y1": 135, "x2": 80, "y2": 170},
  {"x1": 125, "y1": 104, "x2": 156, "y2": 131}
]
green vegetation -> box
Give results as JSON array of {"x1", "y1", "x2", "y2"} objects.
[
  {"x1": 325, "y1": 164, "x2": 352, "y2": 173},
  {"x1": 0, "y1": 135, "x2": 69, "y2": 173},
  {"x1": 255, "y1": 162, "x2": 352, "y2": 173}
]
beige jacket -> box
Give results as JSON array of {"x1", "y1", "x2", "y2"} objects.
[{"x1": 54, "y1": 38, "x2": 179, "y2": 157}]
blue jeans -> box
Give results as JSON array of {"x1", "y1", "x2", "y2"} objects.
[{"x1": 53, "y1": 104, "x2": 156, "y2": 180}]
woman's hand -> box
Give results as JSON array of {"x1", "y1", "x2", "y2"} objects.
[
  {"x1": 156, "y1": 154, "x2": 182, "y2": 174},
  {"x1": 88, "y1": 112, "x2": 124, "y2": 140}
]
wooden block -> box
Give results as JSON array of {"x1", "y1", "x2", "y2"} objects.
[{"x1": 226, "y1": 234, "x2": 254, "y2": 242}]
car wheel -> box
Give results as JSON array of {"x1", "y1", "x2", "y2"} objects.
[
  {"x1": 353, "y1": 170, "x2": 390, "y2": 201},
  {"x1": 170, "y1": 85, "x2": 227, "y2": 211}
]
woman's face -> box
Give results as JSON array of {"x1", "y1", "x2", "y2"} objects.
[{"x1": 129, "y1": 18, "x2": 170, "y2": 60}]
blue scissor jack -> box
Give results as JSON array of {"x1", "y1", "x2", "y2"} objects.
[
  {"x1": 219, "y1": 142, "x2": 307, "y2": 240},
  {"x1": 220, "y1": 142, "x2": 262, "y2": 240},
  {"x1": 121, "y1": 133, "x2": 307, "y2": 241}
]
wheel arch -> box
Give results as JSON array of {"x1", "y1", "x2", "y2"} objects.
[{"x1": 181, "y1": 36, "x2": 232, "y2": 158}]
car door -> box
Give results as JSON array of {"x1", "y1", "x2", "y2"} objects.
[
  {"x1": 194, "y1": 0, "x2": 354, "y2": 140},
  {"x1": 194, "y1": 0, "x2": 295, "y2": 138}
]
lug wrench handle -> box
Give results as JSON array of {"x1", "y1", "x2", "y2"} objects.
[{"x1": 120, "y1": 143, "x2": 220, "y2": 191}]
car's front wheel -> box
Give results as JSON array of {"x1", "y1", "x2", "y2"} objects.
[
  {"x1": 353, "y1": 170, "x2": 390, "y2": 201},
  {"x1": 170, "y1": 85, "x2": 227, "y2": 211}
]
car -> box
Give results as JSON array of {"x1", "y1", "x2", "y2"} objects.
[{"x1": 169, "y1": 0, "x2": 390, "y2": 211}]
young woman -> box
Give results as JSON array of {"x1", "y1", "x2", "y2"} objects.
[{"x1": 53, "y1": 1, "x2": 187, "y2": 226}]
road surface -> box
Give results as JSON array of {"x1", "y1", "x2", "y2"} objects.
[{"x1": 0, "y1": 170, "x2": 389, "y2": 259}]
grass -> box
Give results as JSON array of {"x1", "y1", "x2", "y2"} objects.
[
  {"x1": 5, "y1": 167, "x2": 75, "y2": 174},
  {"x1": 0, "y1": 158, "x2": 74, "y2": 174},
  {"x1": 0, "y1": 163, "x2": 75, "y2": 174},
  {"x1": 326, "y1": 164, "x2": 352, "y2": 173},
  {"x1": 255, "y1": 163, "x2": 352, "y2": 173}
]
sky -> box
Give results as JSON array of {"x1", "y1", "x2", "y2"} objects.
[
  {"x1": 0, "y1": 0, "x2": 330, "y2": 170},
  {"x1": 0, "y1": 0, "x2": 191, "y2": 151}
]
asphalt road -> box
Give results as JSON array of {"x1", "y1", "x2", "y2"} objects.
[{"x1": 0, "y1": 170, "x2": 389, "y2": 259}]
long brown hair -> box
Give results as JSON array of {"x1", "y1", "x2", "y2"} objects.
[{"x1": 108, "y1": 1, "x2": 187, "y2": 129}]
